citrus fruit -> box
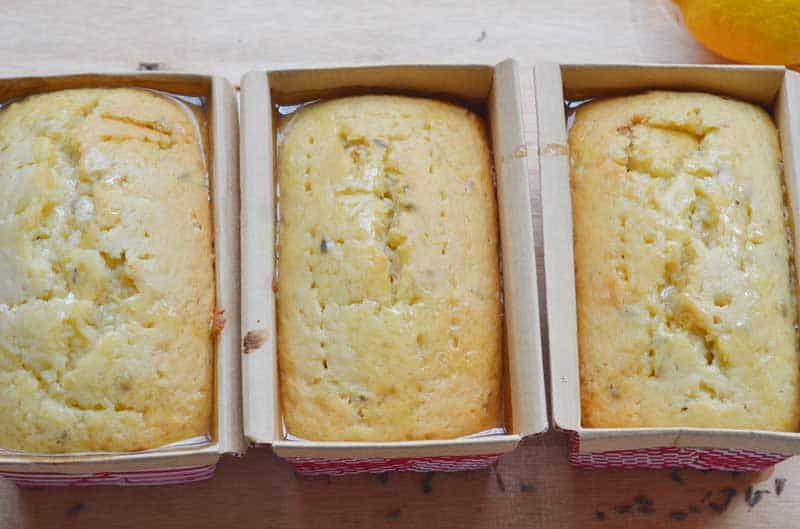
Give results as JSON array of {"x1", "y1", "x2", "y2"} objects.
[{"x1": 674, "y1": 0, "x2": 800, "y2": 64}]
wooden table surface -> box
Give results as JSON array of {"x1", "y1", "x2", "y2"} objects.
[{"x1": 2, "y1": 1, "x2": 797, "y2": 528}]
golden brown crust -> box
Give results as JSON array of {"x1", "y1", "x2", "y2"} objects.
[
  {"x1": 277, "y1": 95, "x2": 502, "y2": 441},
  {"x1": 0, "y1": 88, "x2": 214, "y2": 452},
  {"x1": 571, "y1": 91, "x2": 799, "y2": 431}
]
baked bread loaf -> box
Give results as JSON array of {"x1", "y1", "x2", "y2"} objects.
[
  {"x1": 0, "y1": 88, "x2": 214, "y2": 452},
  {"x1": 570, "y1": 90, "x2": 799, "y2": 431},
  {"x1": 277, "y1": 95, "x2": 502, "y2": 441}
]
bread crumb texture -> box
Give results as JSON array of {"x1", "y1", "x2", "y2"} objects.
[
  {"x1": 277, "y1": 96, "x2": 502, "y2": 441},
  {"x1": 571, "y1": 91, "x2": 799, "y2": 431},
  {"x1": 0, "y1": 88, "x2": 214, "y2": 452}
]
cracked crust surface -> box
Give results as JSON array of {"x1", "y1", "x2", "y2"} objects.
[
  {"x1": 276, "y1": 95, "x2": 502, "y2": 441},
  {"x1": 0, "y1": 88, "x2": 214, "y2": 452},
  {"x1": 570, "y1": 91, "x2": 799, "y2": 431}
]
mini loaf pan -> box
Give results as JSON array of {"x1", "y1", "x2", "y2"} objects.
[
  {"x1": 535, "y1": 62, "x2": 800, "y2": 471},
  {"x1": 240, "y1": 59, "x2": 547, "y2": 475},
  {"x1": 0, "y1": 73, "x2": 245, "y2": 487}
]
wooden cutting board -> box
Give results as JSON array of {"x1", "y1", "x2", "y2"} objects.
[{"x1": 2, "y1": 1, "x2": 798, "y2": 527}]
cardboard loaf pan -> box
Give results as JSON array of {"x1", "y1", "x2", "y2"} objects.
[
  {"x1": 0, "y1": 73, "x2": 245, "y2": 475},
  {"x1": 240, "y1": 60, "x2": 547, "y2": 461},
  {"x1": 536, "y1": 62, "x2": 800, "y2": 456}
]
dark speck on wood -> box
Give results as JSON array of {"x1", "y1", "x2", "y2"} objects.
[
  {"x1": 376, "y1": 472, "x2": 390, "y2": 486},
  {"x1": 519, "y1": 483, "x2": 536, "y2": 493},
  {"x1": 670, "y1": 469, "x2": 686, "y2": 485},
  {"x1": 243, "y1": 330, "x2": 268, "y2": 354},
  {"x1": 776, "y1": 477, "x2": 787, "y2": 496},
  {"x1": 138, "y1": 62, "x2": 161, "y2": 71},
  {"x1": 386, "y1": 509, "x2": 401, "y2": 519},
  {"x1": 668, "y1": 511, "x2": 688, "y2": 521},
  {"x1": 747, "y1": 488, "x2": 770, "y2": 508},
  {"x1": 709, "y1": 501, "x2": 726, "y2": 513},
  {"x1": 66, "y1": 503, "x2": 86, "y2": 516},
  {"x1": 722, "y1": 487, "x2": 738, "y2": 500},
  {"x1": 614, "y1": 505, "x2": 632, "y2": 514},
  {"x1": 492, "y1": 462, "x2": 505, "y2": 492},
  {"x1": 421, "y1": 472, "x2": 434, "y2": 494},
  {"x1": 634, "y1": 494, "x2": 653, "y2": 506},
  {"x1": 709, "y1": 488, "x2": 737, "y2": 514},
  {"x1": 595, "y1": 511, "x2": 606, "y2": 521}
]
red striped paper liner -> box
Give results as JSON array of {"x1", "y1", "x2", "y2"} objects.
[
  {"x1": 0, "y1": 464, "x2": 216, "y2": 487},
  {"x1": 567, "y1": 431, "x2": 789, "y2": 471},
  {"x1": 286, "y1": 454, "x2": 501, "y2": 476}
]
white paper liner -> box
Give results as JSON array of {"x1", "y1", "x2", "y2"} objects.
[
  {"x1": 0, "y1": 434, "x2": 212, "y2": 457},
  {"x1": 282, "y1": 422, "x2": 507, "y2": 442}
]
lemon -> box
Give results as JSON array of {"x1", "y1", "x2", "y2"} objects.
[{"x1": 674, "y1": 0, "x2": 800, "y2": 64}]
